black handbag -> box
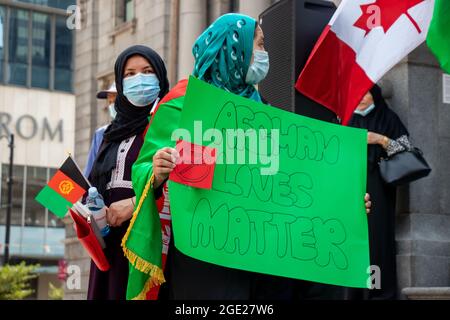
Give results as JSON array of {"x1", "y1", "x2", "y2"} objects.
[{"x1": 379, "y1": 143, "x2": 431, "y2": 186}]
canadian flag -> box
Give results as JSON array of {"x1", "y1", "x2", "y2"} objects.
[{"x1": 295, "y1": 0, "x2": 435, "y2": 125}]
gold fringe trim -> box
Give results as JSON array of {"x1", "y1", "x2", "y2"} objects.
[
  {"x1": 121, "y1": 174, "x2": 166, "y2": 299},
  {"x1": 123, "y1": 249, "x2": 166, "y2": 280}
]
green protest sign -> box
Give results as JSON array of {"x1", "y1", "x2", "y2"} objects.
[{"x1": 169, "y1": 76, "x2": 370, "y2": 288}]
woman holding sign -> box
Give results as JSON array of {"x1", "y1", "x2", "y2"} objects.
[
  {"x1": 124, "y1": 13, "x2": 273, "y2": 300},
  {"x1": 124, "y1": 14, "x2": 372, "y2": 300}
]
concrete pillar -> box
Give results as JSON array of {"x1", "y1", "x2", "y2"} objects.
[
  {"x1": 209, "y1": 0, "x2": 230, "y2": 23},
  {"x1": 239, "y1": 0, "x2": 272, "y2": 20},
  {"x1": 177, "y1": 0, "x2": 207, "y2": 80}
]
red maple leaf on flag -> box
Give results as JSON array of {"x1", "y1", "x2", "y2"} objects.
[{"x1": 354, "y1": 0, "x2": 425, "y2": 36}]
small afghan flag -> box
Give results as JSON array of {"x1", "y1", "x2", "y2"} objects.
[
  {"x1": 35, "y1": 156, "x2": 90, "y2": 218},
  {"x1": 427, "y1": 0, "x2": 450, "y2": 74}
]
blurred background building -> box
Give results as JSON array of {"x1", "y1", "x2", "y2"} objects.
[
  {"x1": 0, "y1": 0, "x2": 75, "y2": 299},
  {"x1": 1, "y1": 0, "x2": 447, "y2": 300}
]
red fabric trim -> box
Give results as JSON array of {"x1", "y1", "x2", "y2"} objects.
[
  {"x1": 296, "y1": 26, "x2": 374, "y2": 125},
  {"x1": 142, "y1": 79, "x2": 189, "y2": 138}
]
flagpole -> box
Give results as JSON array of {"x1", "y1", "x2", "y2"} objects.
[{"x1": 2, "y1": 134, "x2": 14, "y2": 266}]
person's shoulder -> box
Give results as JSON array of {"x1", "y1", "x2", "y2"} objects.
[
  {"x1": 382, "y1": 106, "x2": 409, "y2": 135},
  {"x1": 96, "y1": 125, "x2": 109, "y2": 133},
  {"x1": 93, "y1": 125, "x2": 109, "y2": 138},
  {"x1": 384, "y1": 106, "x2": 404, "y2": 123},
  {"x1": 153, "y1": 79, "x2": 188, "y2": 115},
  {"x1": 149, "y1": 80, "x2": 188, "y2": 121},
  {"x1": 174, "y1": 78, "x2": 189, "y2": 90}
]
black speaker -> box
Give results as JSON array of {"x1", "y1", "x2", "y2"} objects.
[{"x1": 259, "y1": 0, "x2": 337, "y2": 122}]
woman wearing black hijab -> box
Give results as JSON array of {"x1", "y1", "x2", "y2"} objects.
[
  {"x1": 347, "y1": 85, "x2": 411, "y2": 300},
  {"x1": 87, "y1": 45, "x2": 169, "y2": 300}
]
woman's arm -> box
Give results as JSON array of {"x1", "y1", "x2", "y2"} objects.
[
  {"x1": 368, "y1": 131, "x2": 390, "y2": 148},
  {"x1": 106, "y1": 196, "x2": 136, "y2": 227}
]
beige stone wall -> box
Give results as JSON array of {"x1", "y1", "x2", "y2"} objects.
[
  {"x1": 239, "y1": 0, "x2": 273, "y2": 20},
  {"x1": 63, "y1": 214, "x2": 90, "y2": 300}
]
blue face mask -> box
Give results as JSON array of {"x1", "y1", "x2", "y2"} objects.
[
  {"x1": 246, "y1": 50, "x2": 270, "y2": 85},
  {"x1": 123, "y1": 73, "x2": 160, "y2": 107},
  {"x1": 354, "y1": 103, "x2": 376, "y2": 117}
]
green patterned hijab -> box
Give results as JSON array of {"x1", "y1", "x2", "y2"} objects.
[{"x1": 192, "y1": 13, "x2": 262, "y2": 102}]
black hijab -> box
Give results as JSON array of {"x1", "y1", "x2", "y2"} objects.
[
  {"x1": 89, "y1": 45, "x2": 169, "y2": 195},
  {"x1": 348, "y1": 85, "x2": 409, "y2": 170}
]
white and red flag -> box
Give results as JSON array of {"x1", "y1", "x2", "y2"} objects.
[{"x1": 295, "y1": 0, "x2": 435, "y2": 125}]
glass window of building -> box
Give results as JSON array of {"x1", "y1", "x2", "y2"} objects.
[
  {"x1": 0, "y1": 165, "x2": 64, "y2": 257},
  {"x1": 0, "y1": 164, "x2": 25, "y2": 226},
  {"x1": 8, "y1": 9, "x2": 29, "y2": 86},
  {"x1": 14, "y1": 0, "x2": 75, "y2": 10},
  {"x1": 31, "y1": 12, "x2": 51, "y2": 89},
  {"x1": 54, "y1": 15, "x2": 72, "y2": 92},
  {"x1": 116, "y1": 0, "x2": 134, "y2": 25},
  {"x1": 0, "y1": 166, "x2": 64, "y2": 228},
  {"x1": 25, "y1": 166, "x2": 47, "y2": 227},
  {"x1": 125, "y1": 0, "x2": 134, "y2": 22},
  {"x1": 0, "y1": 2, "x2": 74, "y2": 92},
  {"x1": 0, "y1": 164, "x2": 7, "y2": 225}
]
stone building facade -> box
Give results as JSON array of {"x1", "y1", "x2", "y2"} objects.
[
  {"x1": 0, "y1": 0, "x2": 75, "y2": 300},
  {"x1": 384, "y1": 45, "x2": 450, "y2": 299},
  {"x1": 66, "y1": 0, "x2": 450, "y2": 300}
]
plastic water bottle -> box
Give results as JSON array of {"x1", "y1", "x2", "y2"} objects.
[{"x1": 86, "y1": 187, "x2": 110, "y2": 237}]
